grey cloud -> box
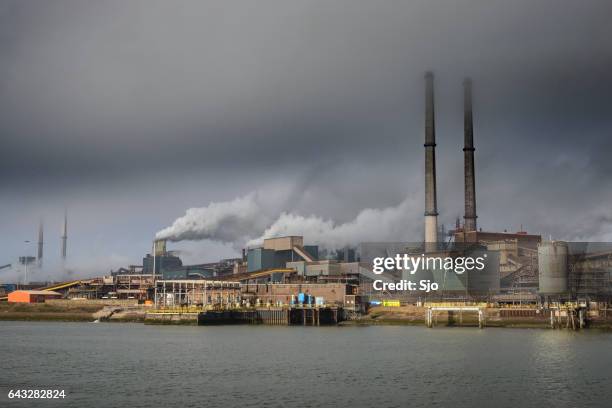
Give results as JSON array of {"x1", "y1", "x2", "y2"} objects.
[{"x1": 1, "y1": 1, "x2": 612, "y2": 274}]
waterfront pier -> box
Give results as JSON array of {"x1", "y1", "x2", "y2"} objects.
[
  {"x1": 197, "y1": 307, "x2": 343, "y2": 326},
  {"x1": 426, "y1": 306, "x2": 486, "y2": 328}
]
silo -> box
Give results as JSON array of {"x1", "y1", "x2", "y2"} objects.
[{"x1": 538, "y1": 241, "x2": 568, "y2": 294}]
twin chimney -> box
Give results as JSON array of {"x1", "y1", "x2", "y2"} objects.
[{"x1": 423, "y1": 73, "x2": 477, "y2": 247}]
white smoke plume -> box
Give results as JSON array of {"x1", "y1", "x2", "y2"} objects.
[
  {"x1": 157, "y1": 190, "x2": 422, "y2": 250},
  {"x1": 246, "y1": 196, "x2": 421, "y2": 250},
  {"x1": 155, "y1": 192, "x2": 271, "y2": 245}
]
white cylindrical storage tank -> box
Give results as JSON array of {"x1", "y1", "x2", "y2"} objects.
[{"x1": 538, "y1": 241, "x2": 568, "y2": 294}]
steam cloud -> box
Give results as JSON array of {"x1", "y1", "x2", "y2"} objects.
[
  {"x1": 157, "y1": 192, "x2": 421, "y2": 250},
  {"x1": 155, "y1": 190, "x2": 612, "y2": 252},
  {"x1": 248, "y1": 197, "x2": 420, "y2": 249},
  {"x1": 155, "y1": 193, "x2": 271, "y2": 245}
]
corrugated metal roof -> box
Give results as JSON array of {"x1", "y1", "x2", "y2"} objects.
[{"x1": 10, "y1": 290, "x2": 62, "y2": 296}]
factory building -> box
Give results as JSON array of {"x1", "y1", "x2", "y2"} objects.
[
  {"x1": 8, "y1": 290, "x2": 62, "y2": 303},
  {"x1": 413, "y1": 73, "x2": 545, "y2": 299},
  {"x1": 140, "y1": 239, "x2": 240, "y2": 279},
  {"x1": 154, "y1": 280, "x2": 242, "y2": 308},
  {"x1": 247, "y1": 236, "x2": 318, "y2": 272},
  {"x1": 152, "y1": 279, "x2": 363, "y2": 312},
  {"x1": 455, "y1": 231, "x2": 542, "y2": 294},
  {"x1": 286, "y1": 260, "x2": 342, "y2": 277},
  {"x1": 333, "y1": 247, "x2": 356, "y2": 263},
  {"x1": 142, "y1": 239, "x2": 183, "y2": 274},
  {"x1": 241, "y1": 283, "x2": 363, "y2": 311},
  {"x1": 161, "y1": 259, "x2": 239, "y2": 280},
  {"x1": 399, "y1": 243, "x2": 501, "y2": 299},
  {"x1": 538, "y1": 242, "x2": 612, "y2": 300},
  {"x1": 43, "y1": 74, "x2": 610, "y2": 310},
  {"x1": 142, "y1": 253, "x2": 183, "y2": 275},
  {"x1": 455, "y1": 230, "x2": 541, "y2": 247}
]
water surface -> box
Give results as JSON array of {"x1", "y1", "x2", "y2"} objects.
[{"x1": 0, "y1": 322, "x2": 610, "y2": 407}]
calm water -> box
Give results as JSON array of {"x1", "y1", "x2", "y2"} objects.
[{"x1": 0, "y1": 322, "x2": 611, "y2": 408}]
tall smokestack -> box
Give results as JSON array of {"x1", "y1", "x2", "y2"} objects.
[
  {"x1": 463, "y1": 78, "x2": 477, "y2": 232},
  {"x1": 61, "y1": 210, "x2": 67, "y2": 259},
  {"x1": 424, "y1": 72, "x2": 438, "y2": 248},
  {"x1": 37, "y1": 220, "x2": 44, "y2": 267}
]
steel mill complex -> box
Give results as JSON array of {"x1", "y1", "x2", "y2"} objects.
[{"x1": 2, "y1": 74, "x2": 611, "y2": 329}]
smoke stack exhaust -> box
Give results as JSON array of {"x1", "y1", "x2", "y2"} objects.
[
  {"x1": 424, "y1": 72, "x2": 438, "y2": 248},
  {"x1": 463, "y1": 78, "x2": 477, "y2": 232},
  {"x1": 61, "y1": 210, "x2": 67, "y2": 259}
]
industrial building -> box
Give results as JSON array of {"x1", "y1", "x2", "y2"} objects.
[
  {"x1": 142, "y1": 239, "x2": 183, "y2": 274},
  {"x1": 405, "y1": 72, "x2": 612, "y2": 302},
  {"x1": 5, "y1": 72, "x2": 610, "y2": 319},
  {"x1": 152, "y1": 279, "x2": 363, "y2": 312},
  {"x1": 154, "y1": 280, "x2": 242, "y2": 308},
  {"x1": 138, "y1": 239, "x2": 240, "y2": 279},
  {"x1": 8, "y1": 290, "x2": 62, "y2": 303},
  {"x1": 247, "y1": 236, "x2": 318, "y2": 272},
  {"x1": 537, "y1": 242, "x2": 612, "y2": 301},
  {"x1": 241, "y1": 283, "x2": 364, "y2": 312}
]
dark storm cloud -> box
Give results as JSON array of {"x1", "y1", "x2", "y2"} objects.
[
  {"x1": 2, "y1": 0, "x2": 609, "y2": 184},
  {"x1": 1, "y1": 0, "x2": 612, "y2": 276}
]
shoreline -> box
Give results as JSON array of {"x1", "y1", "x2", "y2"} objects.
[
  {"x1": 2, "y1": 313, "x2": 611, "y2": 331},
  {"x1": 2, "y1": 303, "x2": 611, "y2": 330}
]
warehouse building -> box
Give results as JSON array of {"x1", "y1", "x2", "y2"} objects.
[{"x1": 8, "y1": 290, "x2": 62, "y2": 303}]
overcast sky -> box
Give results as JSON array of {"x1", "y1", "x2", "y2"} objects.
[{"x1": 1, "y1": 0, "x2": 611, "y2": 281}]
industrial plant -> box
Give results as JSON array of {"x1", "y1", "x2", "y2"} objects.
[{"x1": 2, "y1": 73, "x2": 611, "y2": 329}]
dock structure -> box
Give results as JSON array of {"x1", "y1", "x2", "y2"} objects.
[
  {"x1": 197, "y1": 307, "x2": 343, "y2": 326},
  {"x1": 548, "y1": 306, "x2": 587, "y2": 330},
  {"x1": 426, "y1": 306, "x2": 486, "y2": 329},
  {"x1": 147, "y1": 306, "x2": 343, "y2": 326}
]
